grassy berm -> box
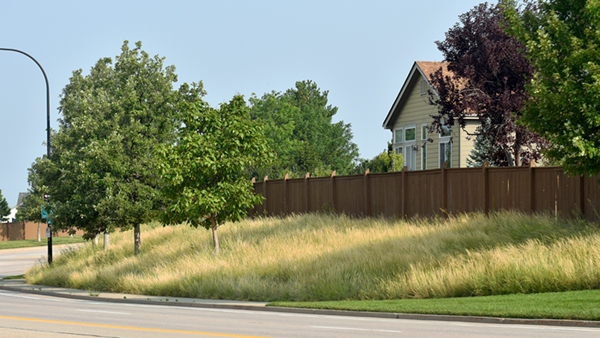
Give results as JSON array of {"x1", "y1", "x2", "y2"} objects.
[{"x1": 26, "y1": 212, "x2": 600, "y2": 310}]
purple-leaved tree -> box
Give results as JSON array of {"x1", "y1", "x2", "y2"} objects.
[{"x1": 429, "y1": 2, "x2": 547, "y2": 166}]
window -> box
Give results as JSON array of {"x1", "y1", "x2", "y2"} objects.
[
  {"x1": 421, "y1": 124, "x2": 427, "y2": 170},
  {"x1": 421, "y1": 143, "x2": 427, "y2": 170},
  {"x1": 405, "y1": 127, "x2": 416, "y2": 141},
  {"x1": 394, "y1": 128, "x2": 403, "y2": 143},
  {"x1": 420, "y1": 79, "x2": 428, "y2": 96},
  {"x1": 440, "y1": 125, "x2": 452, "y2": 138},
  {"x1": 405, "y1": 145, "x2": 417, "y2": 170},
  {"x1": 440, "y1": 141, "x2": 452, "y2": 168},
  {"x1": 402, "y1": 126, "x2": 416, "y2": 170}
]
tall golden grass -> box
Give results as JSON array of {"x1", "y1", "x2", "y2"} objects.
[{"x1": 26, "y1": 212, "x2": 600, "y2": 301}]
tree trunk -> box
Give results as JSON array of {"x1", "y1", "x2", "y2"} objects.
[
  {"x1": 93, "y1": 234, "x2": 99, "y2": 246},
  {"x1": 104, "y1": 231, "x2": 110, "y2": 251},
  {"x1": 211, "y1": 217, "x2": 220, "y2": 255},
  {"x1": 134, "y1": 223, "x2": 141, "y2": 256},
  {"x1": 514, "y1": 131, "x2": 522, "y2": 167},
  {"x1": 37, "y1": 221, "x2": 41, "y2": 242}
]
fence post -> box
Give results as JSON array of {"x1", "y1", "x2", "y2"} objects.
[
  {"x1": 483, "y1": 161, "x2": 489, "y2": 216},
  {"x1": 263, "y1": 176, "x2": 268, "y2": 215},
  {"x1": 364, "y1": 169, "x2": 371, "y2": 217},
  {"x1": 529, "y1": 160, "x2": 536, "y2": 214},
  {"x1": 580, "y1": 173, "x2": 586, "y2": 218},
  {"x1": 330, "y1": 171, "x2": 337, "y2": 212},
  {"x1": 283, "y1": 173, "x2": 289, "y2": 215},
  {"x1": 442, "y1": 162, "x2": 448, "y2": 217},
  {"x1": 402, "y1": 166, "x2": 407, "y2": 218},
  {"x1": 304, "y1": 173, "x2": 310, "y2": 213}
]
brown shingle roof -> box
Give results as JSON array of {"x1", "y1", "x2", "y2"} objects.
[{"x1": 415, "y1": 61, "x2": 451, "y2": 84}]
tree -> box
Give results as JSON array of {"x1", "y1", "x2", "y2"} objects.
[
  {"x1": 503, "y1": 0, "x2": 600, "y2": 179},
  {"x1": 36, "y1": 41, "x2": 203, "y2": 254},
  {"x1": 353, "y1": 142, "x2": 404, "y2": 173},
  {"x1": 0, "y1": 190, "x2": 10, "y2": 222},
  {"x1": 159, "y1": 96, "x2": 272, "y2": 255},
  {"x1": 429, "y1": 2, "x2": 547, "y2": 166},
  {"x1": 466, "y1": 128, "x2": 497, "y2": 167},
  {"x1": 249, "y1": 80, "x2": 359, "y2": 178}
]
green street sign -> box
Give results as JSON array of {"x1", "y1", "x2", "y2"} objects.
[{"x1": 42, "y1": 205, "x2": 54, "y2": 220}]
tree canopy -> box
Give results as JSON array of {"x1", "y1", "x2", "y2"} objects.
[
  {"x1": 31, "y1": 41, "x2": 204, "y2": 253},
  {"x1": 353, "y1": 142, "x2": 404, "y2": 173},
  {"x1": 430, "y1": 2, "x2": 547, "y2": 166},
  {"x1": 249, "y1": 80, "x2": 358, "y2": 178},
  {"x1": 159, "y1": 96, "x2": 272, "y2": 254},
  {"x1": 503, "y1": 0, "x2": 600, "y2": 178}
]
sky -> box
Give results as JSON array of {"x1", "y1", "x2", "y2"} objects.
[{"x1": 0, "y1": 0, "x2": 484, "y2": 207}]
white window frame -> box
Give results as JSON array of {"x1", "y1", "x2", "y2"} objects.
[
  {"x1": 404, "y1": 125, "x2": 417, "y2": 170},
  {"x1": 421, "y1": 124, "x2": 427, "y2": 170},
  {"x1": 440, "y1": 124, "x2": 452, "y2": 138},
  {"x1": 439, "y1": 140, "x2": 452, "y2": 168},
  {"x1": 393, "y1": 127, "x2": 403, "y2": 144},
  {"x1": 439, "y1": 124, "x2": 452, "y2": 168}
]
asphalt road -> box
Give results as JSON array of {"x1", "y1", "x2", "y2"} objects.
[
  {"x1": 2, "y1": 246, "x2": 600, "y2": 337},
  {"x1": 0, "y1": 246, "x2": 49, "y2": 278}
]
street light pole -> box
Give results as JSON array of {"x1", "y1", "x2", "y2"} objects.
[{"x1": 0, "y1": 48, "x2": 52, "y2": 264}]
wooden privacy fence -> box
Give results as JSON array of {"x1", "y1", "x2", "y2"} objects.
[
  {"x1": 0, "y1": 221, "x2": 83, "y2": 242},
  {"x1": 249, "y1": 163, "x2": 600, "y2": 222}
]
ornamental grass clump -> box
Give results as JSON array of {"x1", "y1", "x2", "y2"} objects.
[{"x1": 26, "y1": 212, "x2": 600, "y2": 301}]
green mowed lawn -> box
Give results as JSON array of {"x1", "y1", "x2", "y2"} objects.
[
  {"x1": 0, "y1": 236, "x2": 85, "y2": 250},
  {"x1": 270, "y1": 289, "x2": 600, "y2": 321}
]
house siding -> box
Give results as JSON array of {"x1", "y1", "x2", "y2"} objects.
[
  {"x1": 385, "y1": 61, "x2": 480, "y2": 170},
  {"x1": 460, "y1": 120, "x2": 479, "y2": 167},
  {"x1": 391, "y1": 74, "x2": 463, "y2": 169}
]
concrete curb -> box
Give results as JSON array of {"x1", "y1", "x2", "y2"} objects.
[{"x1": 1, "y1": 282, "x2": 599, "y2": 329}]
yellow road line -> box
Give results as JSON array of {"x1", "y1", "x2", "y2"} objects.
[{"x1": 0, "y1": 315, "x2": 272, "y2": 337}]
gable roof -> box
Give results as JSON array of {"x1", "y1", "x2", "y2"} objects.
[{"x1": 382, "y1": 61, "x2": 450, "y2": 130}]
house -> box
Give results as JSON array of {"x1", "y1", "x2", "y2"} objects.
[
  {"x1": 382, "y1": 61, "x2": 480, "y2": 170},
  {"x1": 2, "y1": 192, "x2": 30, "y2": 223}
]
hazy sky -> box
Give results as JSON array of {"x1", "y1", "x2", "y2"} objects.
[{"x1": 0, "y1": 0, "x2": 484, "y2": 207}]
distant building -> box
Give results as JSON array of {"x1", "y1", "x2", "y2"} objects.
[
  {"x1": 382, "y1": 61, "x2": 479, "y2": 170},
  {"x1": 2, "y1": 192, "x2": 30, "y2": 223}
]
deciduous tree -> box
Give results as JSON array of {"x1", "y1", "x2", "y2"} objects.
[
  {"x1": 430, "y1": 2, "x2": 547, "y2": 166},
  {"x1": 249, "y1": 80, "x2": 358, "y2": 178},
  {"x1": 353, "y1": 142, "x2": 404, "y2": 173},
  {"x1": 159, "y1": 96, "x2": 272, "y2": 255},
  {"x1": 503, "y1": 0, "x2": 600, "y2": 179},
  {"x1": 34, "y1": 41, "x2": 203, "y2": 253}
]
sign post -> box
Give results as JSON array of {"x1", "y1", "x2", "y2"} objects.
[{"x1": 42, "y1": 195, "x2": 52, "y2": 264}]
